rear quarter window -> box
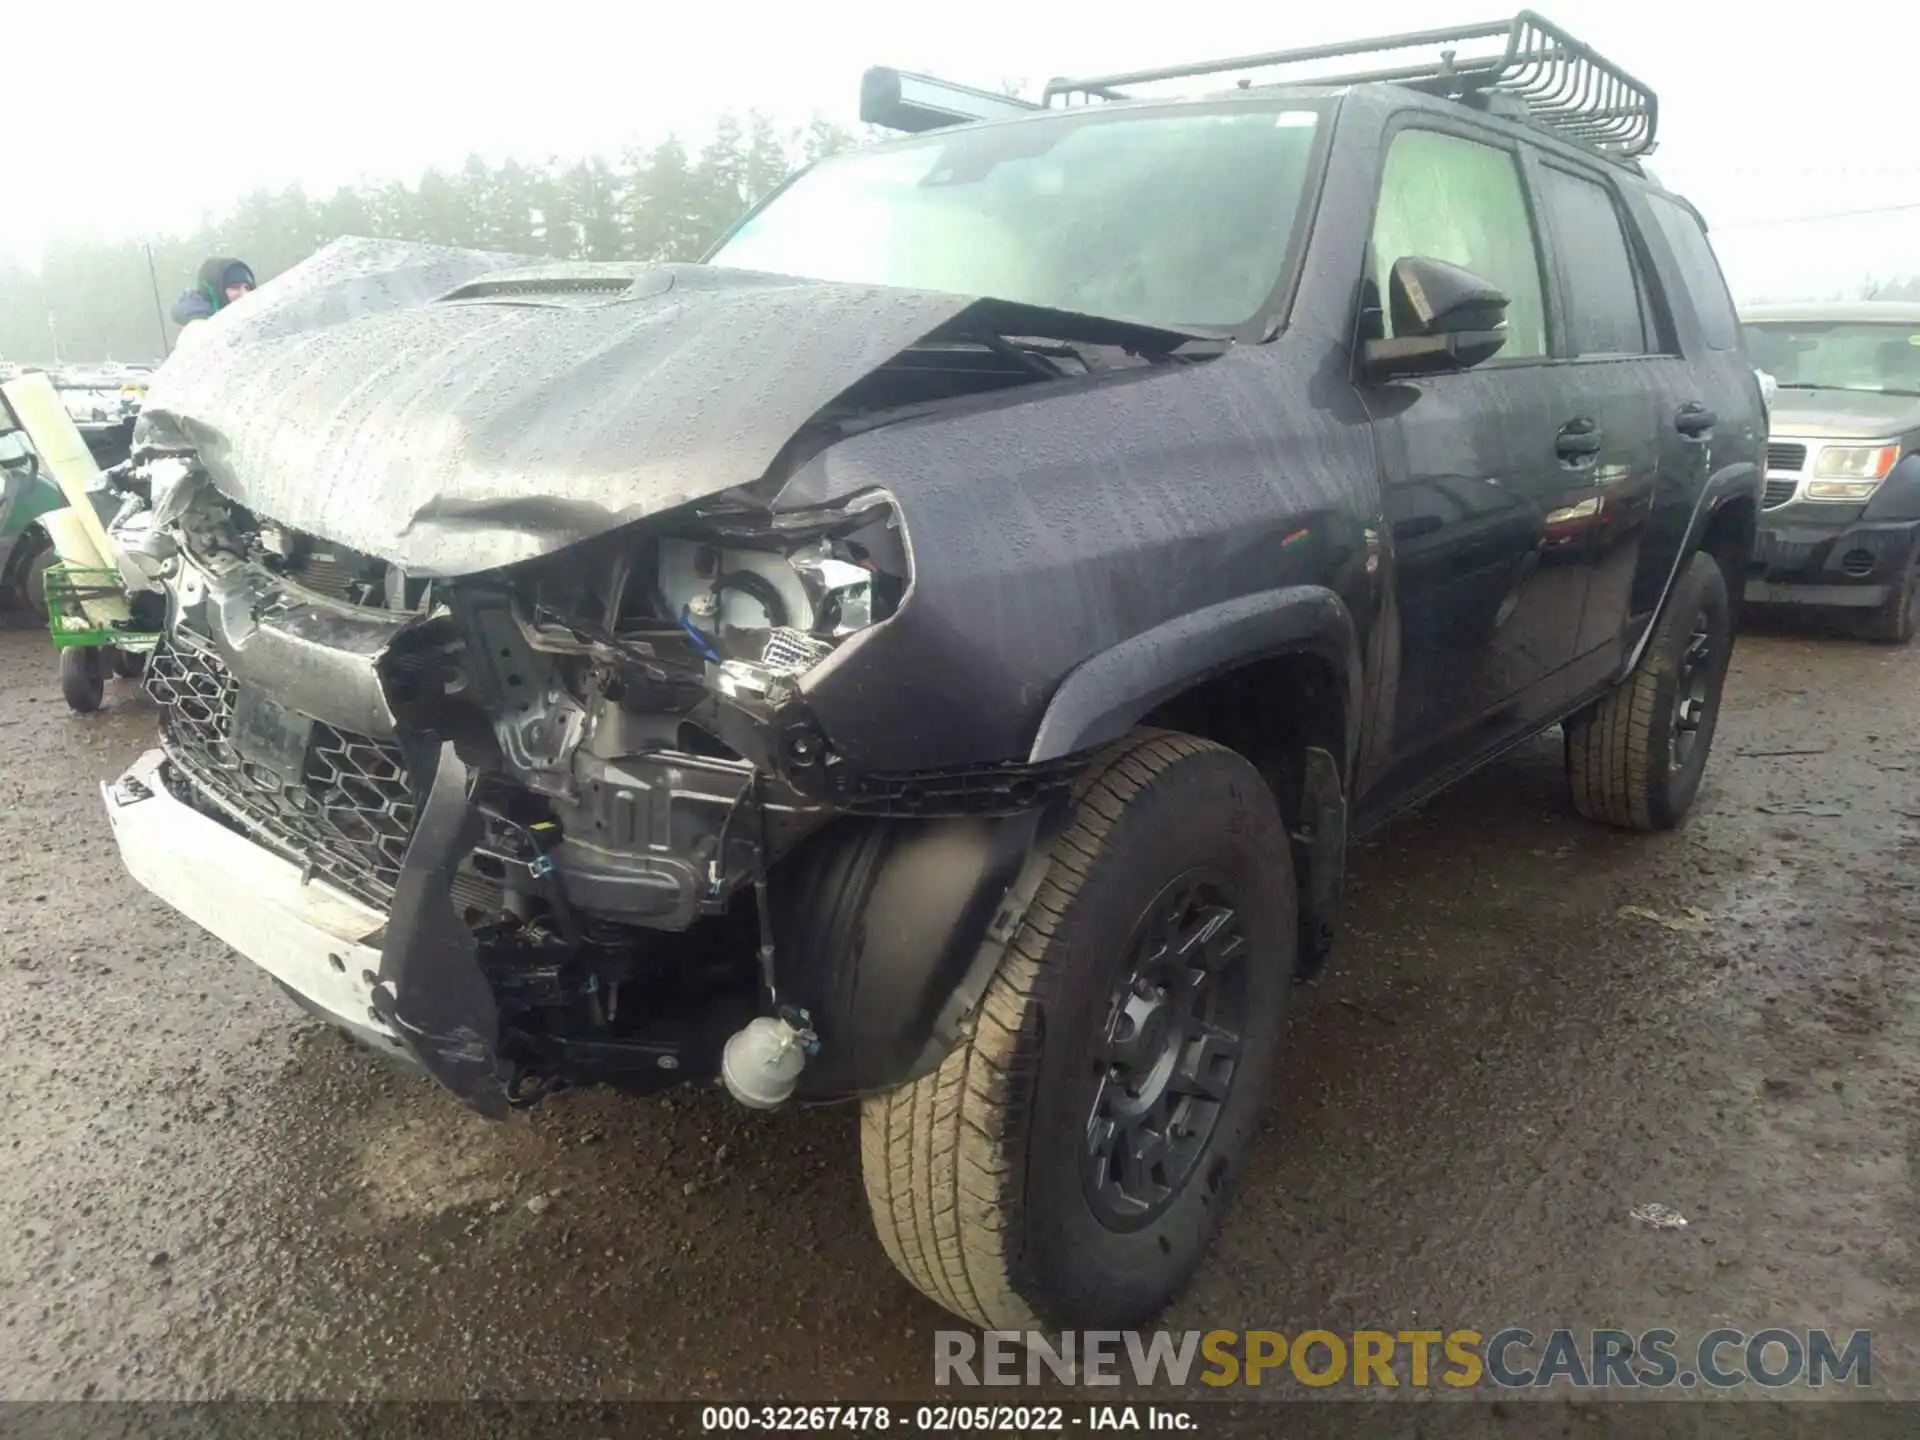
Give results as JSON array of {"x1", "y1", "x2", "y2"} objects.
[{"x1": 1646, "y1": 194, "x2": 1740, "y2": 351}]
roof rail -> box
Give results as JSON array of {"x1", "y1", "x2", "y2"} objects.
[
  {"x1": 1042, "y1": 11, "x2": 1658, "y2": 157},
  {"x1": 859, "y1": 68, "x2": 1046, "y2": 133}
]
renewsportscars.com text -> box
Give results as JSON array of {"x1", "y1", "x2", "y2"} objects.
[{"x1": 935, "y1": 1328, "x2": 1872, "y2": 1390}]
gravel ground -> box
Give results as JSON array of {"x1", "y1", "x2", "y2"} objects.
[{"x1": 1, "y1": 613, "x2": 1916, "y2": 1404}]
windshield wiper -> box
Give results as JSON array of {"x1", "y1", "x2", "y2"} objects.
[
  {"x1": 979, "y1": 333, "x2": 1070, "y2": 378},
  {"x1": 994, "y1": 331, "x2": 1227, "y2": 375}
]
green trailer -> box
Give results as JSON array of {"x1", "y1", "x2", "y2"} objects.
[
  {"x1": 42, "y1": 560, "x2": 157, "y2": 711},
  {"x1": 3, "y1": 378, "x2": 159, "y2": 712}
]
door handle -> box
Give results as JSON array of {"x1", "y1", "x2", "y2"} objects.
[
  {"x1": 1556, "y1": 418, "x2": 1603, "y2": 463},
  {"x1": 1676, "y1": 402, "x2": 1717, "y2": 438}
]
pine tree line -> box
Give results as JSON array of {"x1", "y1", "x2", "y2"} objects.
[{"x1": 0, "y1": 111, "x2": 859, "y2": 366}]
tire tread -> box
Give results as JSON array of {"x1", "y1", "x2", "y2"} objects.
[
  {"x1": 859, "y1": 729, "x2": 1218, "y2": 1329},
  {"x1": 1565, "y1": 552, "x2": 1725, "y2": 832}
]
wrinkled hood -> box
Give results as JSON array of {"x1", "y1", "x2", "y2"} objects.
[
  {"x1": 132, "y1": 236, "x2": 1041, "y2": 576},
  {"x1": 1766, "y1": 387, "x2": 1920, "y2": 441}
]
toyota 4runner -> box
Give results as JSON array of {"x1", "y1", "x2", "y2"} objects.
[{"x1": 99, "y1": 12, "x2": 1763, "y2": 1331}]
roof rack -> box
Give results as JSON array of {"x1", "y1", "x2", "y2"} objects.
[
  {"x1": 1042, "y1": 11, "x2": 1658, "y2": 157},
  {"x1": 859, "y1": 68, "x2": 1046, "y2": 133}
]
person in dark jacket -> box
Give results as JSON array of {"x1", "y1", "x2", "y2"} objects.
[{"x1": 170, "y1": 257, "x2": 256, "y2": 325}]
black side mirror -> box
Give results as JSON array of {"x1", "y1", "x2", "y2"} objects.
[{"x1": 1363, "y1": 256, "x2": 1510, "y2": 379}]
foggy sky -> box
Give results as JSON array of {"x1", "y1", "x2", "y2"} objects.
[{"x1": 8, "y1": 0, "x2": 1915, "y2": 301}]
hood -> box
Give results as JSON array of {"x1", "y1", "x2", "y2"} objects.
[
  {"x1": 1766, "y1": 387, "x2": 1920, "y2": 441},
  {"x1": 137, "y1": 236, "x2": 1193, "y2": 578}
]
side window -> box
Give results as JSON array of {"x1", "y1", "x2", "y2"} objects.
[
  {"x1": 1646, "y1": 195, "x2": 1740, "y2": 350},
  {"x1": 1371, "y1": 127, "x2": 1548, "y2": 360},
  {"x1": 1538, "y1": 166, "x2": 1648, "y2": 356}
]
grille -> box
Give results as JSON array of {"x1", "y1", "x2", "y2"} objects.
[
  {"x1": 144, "y1": 633, "x2": 415, "y2": 911},
  {"x1": 1762, "y1": 478, "x2": 1799, "y2": 508},
  {"x1": 1841, "y1": 548, "x2": 1878, "y2": 578},
  {"x1": 1766, "y1": 442, "x2": 1807, "y2": 473}
]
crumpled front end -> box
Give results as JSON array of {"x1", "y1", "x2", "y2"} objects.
[
  {"x1": 105, "y1": 465, "x2": 1066, "y2": 1115},
  {"x1": 99, "y1": 237, "x2": 1222, "y2": 1113}
]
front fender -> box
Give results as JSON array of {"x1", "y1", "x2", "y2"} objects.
[{"x1": 1025, "y1": 584, "x2": 1362, "y2": 765}]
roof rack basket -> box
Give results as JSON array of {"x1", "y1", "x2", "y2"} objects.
[{"x1": 1042, "y1": 11, "x2": 1657, "y2": 157}]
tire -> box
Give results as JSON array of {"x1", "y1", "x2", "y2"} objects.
[
  {"x1": 60, "y1": 647, "x2": 105, "y2": 713},
  {"x1": 859, "y1": 729, "x2": 1296, "y2": 1330},
  {"x1": 111, "y1": 647, "x2": 146, "y2": 679},
  {"x1": 1565, "y1": 551, "x2": 1732, "y2": 831},
  {"x1": 4, "y1": 526, "x2": 54, "y2": 617},
  {"x1": 1858, "y1": 548, "x2": 1918, "y2": 644}
]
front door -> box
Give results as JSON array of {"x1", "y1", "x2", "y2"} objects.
[{"x1": 1359, "y1": 123, "x2": 1595, "y2": 804}]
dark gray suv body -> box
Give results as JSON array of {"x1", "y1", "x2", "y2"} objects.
[{"x1": 100, "y1": 14, "x2": 1765, "y2": 1331}]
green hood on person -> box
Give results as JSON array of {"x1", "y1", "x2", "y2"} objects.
[{"x1": 171, "y1": 258, "x2": 256, "y2": 326}]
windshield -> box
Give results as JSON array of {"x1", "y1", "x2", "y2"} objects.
[
  {"x1": 1742, "y1": 321, "x2": 1920, "y2": 397},
  {"x1": 707, "y1": 102, "x2": 1328, "y2": 333}
]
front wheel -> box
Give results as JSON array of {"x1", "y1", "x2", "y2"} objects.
[
  {"x1": 60, "y1": 647, "x2": 105, "y2": 713},
  {"x1": 1565, "y1": 550, "x2": 1732, "y2": 831},
  {"x1": 860, "y1": 730, "x2": 1296, "y2": 1331}
]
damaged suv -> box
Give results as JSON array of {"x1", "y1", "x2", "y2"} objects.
[{"x1": 102, "y1": 13, "x2": 1763, "y2": 1330}]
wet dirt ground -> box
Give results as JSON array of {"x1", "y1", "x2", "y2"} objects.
[{"x1": 1, "y1": 613, "x2": 1916, "y2": 1405}]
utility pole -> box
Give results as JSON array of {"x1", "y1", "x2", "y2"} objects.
[
  {"x1": 45, "y1": 308, "x2": 60, "y2": 366},
  {"x1": 144, "y1": 242, "x2": 171, "y2": 358}
]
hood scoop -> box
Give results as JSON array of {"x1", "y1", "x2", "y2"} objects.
[
  {"x1": 437, "y1": 273, "x2": 646, "y2": 306},
  {"x1": 442, "y1": 275, "x2": 638, "y2": 301}
]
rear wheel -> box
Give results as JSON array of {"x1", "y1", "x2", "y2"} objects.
[
  {"x1": 859, "y1": 730, "x2": 1296, "y2": 1330},
  {"x1": 60, "y1": 647, "x2": 105, "y2": 713},
  {"x1": 1858, "y1": 548, "x2": 1918, "y2": 644},
  {"x1": 1565, "y1": 551, "x2": 1732, "y2": 831}
]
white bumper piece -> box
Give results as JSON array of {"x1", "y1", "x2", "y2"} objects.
[{"x1": 102, "y1": 748, "x2": 397, "y2": 1043}]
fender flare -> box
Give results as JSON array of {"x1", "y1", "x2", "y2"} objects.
[
  {"x1": 779, "y1": 587, "x2": 1363, "y2": 1098},
  {"x1": 1625, "y1": 460, "x2": 1761, "y2": 674},
  {"x1": 1025, "y1": 585, "x2": 1364, "y2": 767}
]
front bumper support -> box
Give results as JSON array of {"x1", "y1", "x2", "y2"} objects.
[
  {"x1": 373, "y1": 741, "x2": 511, "y2": 1116},
  {"x1": 105, "y1": 744, "x2": 515, "y2": 1112}
]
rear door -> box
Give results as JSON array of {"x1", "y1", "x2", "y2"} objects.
[
  {"x1": 1625, "y1": 193, "x2": 1763, "y2": 645},
  {"x1": 1360, "y1": 121, "x2": 1597, "y2": 799},
  {"x1": 1526, "y1": 155, "x2": 1681, "y2": 670}
]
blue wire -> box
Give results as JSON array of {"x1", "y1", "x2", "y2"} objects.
[{"x1": 678, "y1": 605, "x2": 722, "y2": 662}]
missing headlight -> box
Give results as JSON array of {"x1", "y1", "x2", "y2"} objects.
[
  {"x1": 645, "y1": 496, "x2": 907, "y2": 686},
  {"x1": 514, "y1": 493, "x2": 909, "y2": 708}
]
